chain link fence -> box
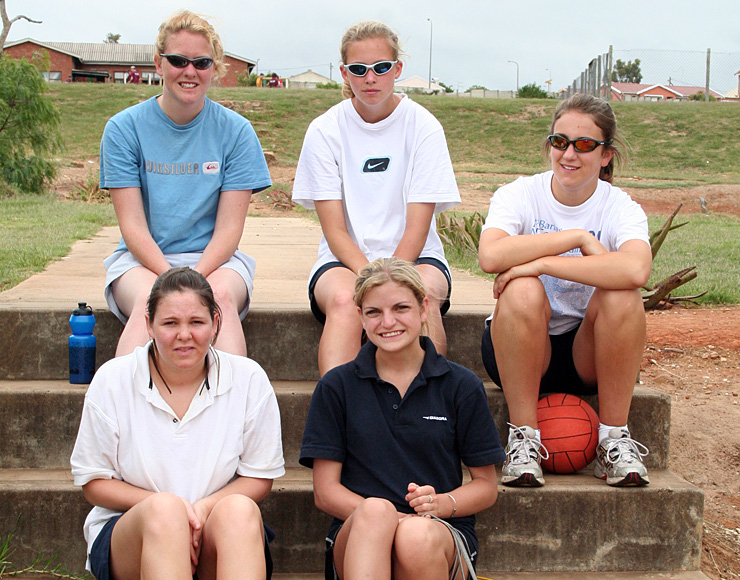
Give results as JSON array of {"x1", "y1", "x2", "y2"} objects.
[{"x1": 564, "y1": 47, "x2": 740, "y2": 102}]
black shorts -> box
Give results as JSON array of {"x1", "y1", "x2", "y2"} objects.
[
  {"x1": 89, "y1": 515, "x2": 276, "y2": 580},
  {"x1": 480, "y1": 319, "x2": 596, "y2": 396},
  {"x1": 308, "y1": 258, "x2": 452, "y2": 324}
]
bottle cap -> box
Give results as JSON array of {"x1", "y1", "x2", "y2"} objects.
[{"x1": 73, "y1": 302, "x2": 93, "y2": 316}]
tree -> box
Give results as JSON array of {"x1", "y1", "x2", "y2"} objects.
[
  {"x1": 104, "y1": 32, "x2": 121, "y2": 44},
  {"x1": 0, "y1": 0, "x2": 42, "y2": 55},
  {"x1": 465, "y1": 84, "x2": 488, "y2": 92},
  {"x1": 611, "y1": 59, "x2": 642, "y2": 83},
  {"x1": 438, "y1": 81, "x2": 454, "y2": 94},
  {"x1": 0, "y1": 54, "x2": 63, "y2": 193},
  {"x1": 517, "y1": 82, "x2": 548, "y2": 98}
]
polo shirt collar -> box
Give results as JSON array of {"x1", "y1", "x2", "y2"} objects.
[
  {"x1": 353, "y1": 336, "x2": 450, "y2": 382},
  {"x1": 132, "y1": 342, "x2": 232, "y2": 402}
]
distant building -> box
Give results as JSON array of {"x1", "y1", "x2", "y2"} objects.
[
  {"x1": 611, "y1": 82, "x2": 723, "y2": 102},
  {"x1": 3, "y1": 38, "x2": 256, "y2": 87},
  {"x1": 394, "y1": 75, "x2": 445, "y2": 94},
  {"x1": 286, "y1": 69, "x2": 335, "y2": 89}
]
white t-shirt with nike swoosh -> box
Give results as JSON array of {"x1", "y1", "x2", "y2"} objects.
[{"x1": 293, "y1": 94, "x2": 460, "y2": 281}]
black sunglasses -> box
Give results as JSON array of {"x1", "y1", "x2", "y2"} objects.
[
  {"x1": 547, "y1": 134, "x2": 612, "y2": 153},
  {"x1": 159, "y1": 53, "x2": 214, "y2": 70},
  {"x1": 343, "y1": 60, "x2": 398, "y2": 77}
]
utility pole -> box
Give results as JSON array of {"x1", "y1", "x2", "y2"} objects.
[{"x1": 508, "y1": 60, "x2": 519, "y2": 93}]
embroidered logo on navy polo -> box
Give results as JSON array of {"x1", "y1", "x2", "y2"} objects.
[
  {"x1": 362, "y1": 157, "x2": 390, "y2": 173},
  {"x1": 423, "y1": 416, "x2": 448, "y2": 421}
]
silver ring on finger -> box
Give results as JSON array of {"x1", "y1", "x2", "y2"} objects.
[{"x1": 428, "y1": 494, "x2": 434, "y2": 504}]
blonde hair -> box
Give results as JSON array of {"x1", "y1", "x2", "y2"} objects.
[
  {"x1": 340, "y1": 21, "x2": 403, "y2": 100},
  {"x1": 354, "y1": 257, "x2": 429, "y2": 336},
  {"x1": 546, "y1": 93, "x2": 627, "y2": 183},
  {"x1": 155, "y1": 10, "x2": 227, "y2": 80}
]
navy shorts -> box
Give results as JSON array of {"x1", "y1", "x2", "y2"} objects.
[
  {"x1": 90, "y1": 515, "x2": 276, "y2": 580},
  {"x1": 481, "y1": 319, "x2": 596, "y2": 396},
  {"x1": 308, "y1": 258, "x2": 452, "y2": 324}
]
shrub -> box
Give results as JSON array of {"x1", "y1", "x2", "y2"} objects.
[
  {"x1": 517, "y1": 83, "x2": 549, "y2": 99},
  {"x1": 0, "y1": 55, "x2": 63, "y2": 193}
]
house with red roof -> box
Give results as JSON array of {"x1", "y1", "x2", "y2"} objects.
[
  {"x1": 611, "y1": 82, "x2": 724, "y2": 102},
  {"x1": 3, "y1": 38, "x2": 256, "y2": 87}
]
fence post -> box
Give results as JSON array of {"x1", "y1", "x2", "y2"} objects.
[
  {"x1": 705, "y1": 48, "x2": 711, "y2": 102},
  {"x1": 606, "y1": 46, "x2": 613, "y2": 101}
]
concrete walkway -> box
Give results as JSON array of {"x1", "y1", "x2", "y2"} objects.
[{"x1": 0, "y1": 216, "x2": 494, "y2": 314}]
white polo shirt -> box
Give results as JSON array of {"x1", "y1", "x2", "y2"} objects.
[{"x1": 70, "y1": 344, "x2": 285, "y2": 567}]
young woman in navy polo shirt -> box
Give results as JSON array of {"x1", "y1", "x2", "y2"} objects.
[{"x1": 301, "y1": 257, "x2": 505, "y2": 580}]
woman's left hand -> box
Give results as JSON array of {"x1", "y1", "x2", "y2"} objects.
[{"x1": 406, "y1": 482, "x2": 440, "y2": 517}]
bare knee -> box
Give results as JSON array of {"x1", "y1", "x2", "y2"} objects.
[
  {"x1": 393, "y1": 517, "x2": 448, "y2": 572},
  {"x1": 206, "y1": 495, "x2": 263, "y2": 540},
  {"x1": 588, "y1": 288, "x2": 645, "y2": 322},
  {"x1": 350, "y1": 497, "x2": 399, "y2": 532},
  {"x1": 139, "y1": 493, "x2": 190, "y2": 539},
  {"x1": 495, "y1": 277, "x2": 549, "y2": 325},
  {"x1": 324, "y1": 290, "x2": 362, "y2": 325}
]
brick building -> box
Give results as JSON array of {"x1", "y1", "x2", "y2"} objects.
[{"x1": 3, "y1": 38, "x2": 256, "y2": 86}]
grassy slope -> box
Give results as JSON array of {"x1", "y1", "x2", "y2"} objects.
[{"x1": 4, "y1": 84, "x2": 738, "y2": 302}]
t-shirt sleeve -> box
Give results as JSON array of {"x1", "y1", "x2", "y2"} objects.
[
  {"x1": 406, "y1": 126, "x2": 460, "y2": 214},
  {"x1": 292, "y1": 122, "x2": 344, "y2": 210},
  {"x1": 238, "y1": 368, "x2": 286, "y2": 479},
  {"x1": 482, "y1": 179, "x2": 528, "y2": 236},
  {"x1": 455, "y1": 375, "x2": 507, "y2": 467},
  {"x1": 612, "y1": 196, "x2": 650, "y2": 250},
  {"x1": 70, "y1": 387, "x2": 122, "y2": 487},
  {"x1": 299, "y1": 378, "x2": 347, "y2": 468},
  {"x1": 99, "y1": 116, "x2": 143, "y2": 190},
  {"x1": 221, "y1": 121, "x2": 272, "y2": 194}
]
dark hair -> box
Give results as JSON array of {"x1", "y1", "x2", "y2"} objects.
[
  {"x1": 147, "y1": 267, "x2": 222, "y2": 340},
  {"x1": 546, "y1": 93, "x2": 627, "y2": 183}
]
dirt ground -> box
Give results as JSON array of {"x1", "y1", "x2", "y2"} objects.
[{"x1": 55, "y1": 162, "x2": 740, "y2": 579}]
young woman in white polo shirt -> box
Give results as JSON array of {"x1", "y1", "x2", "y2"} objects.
[
  {"x1": 71, "y1": 267, "x2": 284, "y2": 580},
  {"x1": 292, "y1": 21, "x2": 460, "y2": 376}
]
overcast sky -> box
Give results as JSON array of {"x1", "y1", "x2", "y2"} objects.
[{"x1": 6, "y1": 0, "x2": 740, "y2": 93}]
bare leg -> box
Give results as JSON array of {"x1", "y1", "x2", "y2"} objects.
[
  {"x1": 415, "y1": 264, "x2": 449, "y2": 356},
  {"x1": 110, "y1": 267, "x2": 158, "y2": 356},
  {"x1": 491, "y1": 277, "x2": 552, "y2": 428},
  {"x1": 573, "y1": 288, "x2": 646, "y2": 425},
  {"x1": 206, "y1": 268, "x2": 248, "y2": 356},
  {"x1": 314, "y1": 268, "x2": 363, "y2": 376},
  {"x1": 333, "y1": 498, "x2": 398, "y2": 580},
  {"x1": 196, "y1": 495, "x2": 266, "y2": 580},
  {"x1": 109, "y1": 493, "x2": 193, "y2": 580},
  {"x1": 393, "y1": 516, "x2": 465, "y2": 580}
]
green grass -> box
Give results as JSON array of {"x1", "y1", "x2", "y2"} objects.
[
  {"x1": 647, "y1": 213, "x2": 740, "y2": 303},
  {"x1": 2, "y1": 85, "x2": 738, "y2": 303},
  {"x1": 0, "y1": 195, "x2": 116, "y2": 291}
]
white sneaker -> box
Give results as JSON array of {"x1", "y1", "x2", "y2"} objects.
[
  {"x1": 594, "y1": 427, "x2": 650, "y2": 486},
  {"x1": 501, "y1": 424, "x2": 549, "y2": 487}
]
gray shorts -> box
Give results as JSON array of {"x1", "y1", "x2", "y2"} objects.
[{"x1": 104, "y1": 250, "x2": 255, "y2": 323}]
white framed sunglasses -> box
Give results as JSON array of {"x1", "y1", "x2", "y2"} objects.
[{"x1": 342, "y1": 60, "x2": 398, "y2": 77}]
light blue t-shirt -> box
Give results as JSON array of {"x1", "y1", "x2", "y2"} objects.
[{"x1": 100, "y1": 96, "x2": 271, "y2": 254}]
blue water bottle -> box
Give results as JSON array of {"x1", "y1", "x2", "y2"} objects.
[{"x1": 69, "y1": 302, "x2": 96, "y2": 384}]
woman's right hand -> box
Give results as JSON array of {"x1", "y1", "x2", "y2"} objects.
[
  {"x1": 579, "y1": 230, "x2": 608, "y2": 256},
  {"x1": 179, "y1": 497, "x2": 204, "y2": 573}
]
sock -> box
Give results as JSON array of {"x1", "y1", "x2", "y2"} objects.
[
  {"x1": 599, "y1": 423, "x2": 629, "y2": 444},
  {"x1": 509, "y1": 426, "x2": 541, "y2": 442}
]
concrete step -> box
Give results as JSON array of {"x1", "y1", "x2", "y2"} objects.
[
  {"x1": 0, "y1": 467, "x2": 703, "y2": 576},
  {"x1": 0, "y1": 381, "x2": 671, "y2": 470},
  {"x1": 0, "y1": 308, "x2": 494, "y2": 382}
]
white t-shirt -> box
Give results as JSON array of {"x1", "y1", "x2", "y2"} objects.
[
  {"x1": 292, "y1": 95, "x2": 460, "y2": 280},
  {"x1": 483, "y1": 171, "x2": 649, "y2": 334},
  {"x1": 70, "y1": 344, "x2": 285, "y2": 568}
]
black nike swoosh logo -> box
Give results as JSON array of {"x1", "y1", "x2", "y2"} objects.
[{"x1": 362, "y1": 158, "x2": 391, "y2": 173}]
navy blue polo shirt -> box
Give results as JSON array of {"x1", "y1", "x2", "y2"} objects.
[{"x1": 300, "y1": 337, "x2": 505, "y2": 535}]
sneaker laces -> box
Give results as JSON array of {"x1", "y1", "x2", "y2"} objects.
[
  {"x1": 605, "y1": 435, "x2": 649, "y2": 464},
  {"x1": 506, "y1": 423, "x2": 549, "y2": 464}
]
